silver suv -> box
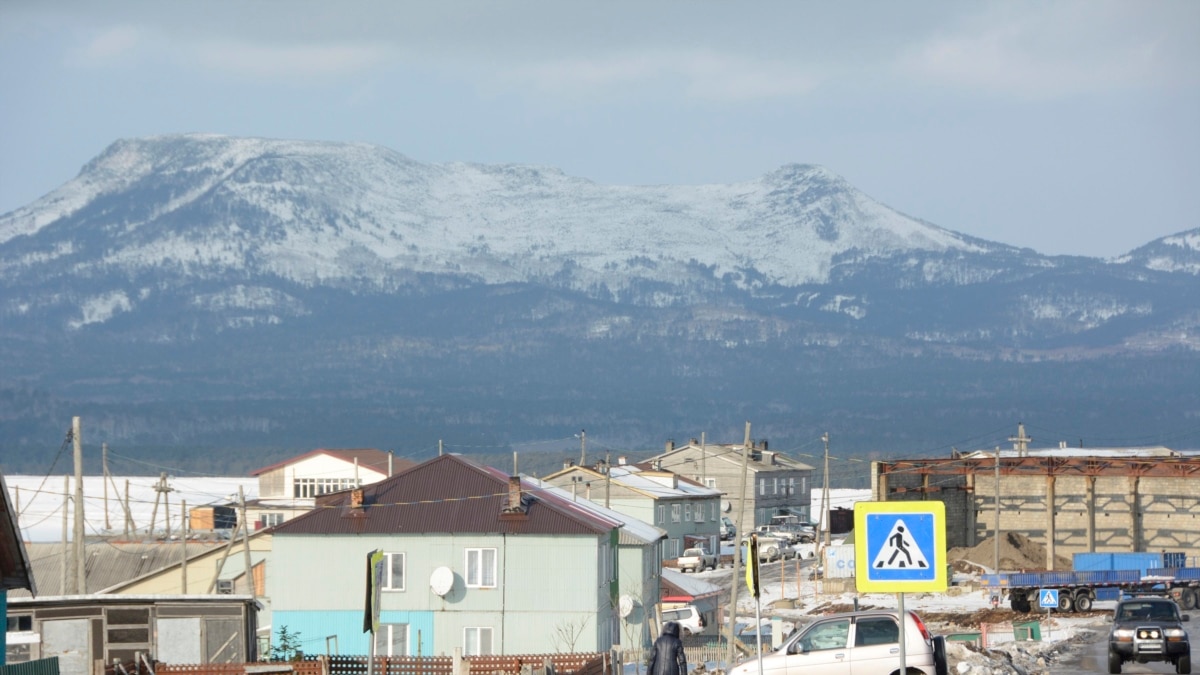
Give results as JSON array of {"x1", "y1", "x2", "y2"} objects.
[
  {"x1": 728, "y1": 609, "x2": 948, "y2": 675},
  {"x1": 661, "y1": 604, "x2": 706, "y2": 636}
]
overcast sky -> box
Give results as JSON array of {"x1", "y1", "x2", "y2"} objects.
[{"x1": 1, "y1": 1, "x2": 1197, "y2": 258}]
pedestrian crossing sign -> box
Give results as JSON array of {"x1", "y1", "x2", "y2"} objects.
[
  {"x1": 854, "y1": 501, "x2": 947, "y2": 593},
  {"x1": 1039, "y1": 589, "x2": 1059, "y2": 609}
]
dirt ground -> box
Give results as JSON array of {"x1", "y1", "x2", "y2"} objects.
[
  {"x1": 807, "y1": 532, "x2": 1096, "y2": 626},
  {"x1": 947, "y1": 531, "x2": 1073, "y2": 572}
]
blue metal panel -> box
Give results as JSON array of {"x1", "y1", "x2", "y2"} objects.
[
  {"x1": 1111, "y1": 552, "x2": 1164, "y2": 574},
  {"x1": 1073, "y1": 553, "x2": 1113, "y2": 571},
  {"x1": 271, "y1": 610, "x2": 435, "y2": 656},
  {"x1": 1096, "y1": 588, "x2": 1120, "y2": 601}
]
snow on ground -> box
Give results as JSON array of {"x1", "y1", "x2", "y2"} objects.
[{"x1": 10, "y1": 476, "x2": 1112, "y2": 672}]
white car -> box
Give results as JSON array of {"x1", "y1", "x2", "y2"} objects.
[
  {"x1": 727, "y1": 609, "x2": 947, "y2": 675},
  {"x1": 661, "y1": 604, "x2": 706, "y2": 636}
]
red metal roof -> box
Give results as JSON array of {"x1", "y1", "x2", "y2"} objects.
[
  {"x1": 249, "y1": 448, "x2": 414, "y2": 477},
  {"x1": 271, "y1": 454, "x2": 619, "y2": 536}
]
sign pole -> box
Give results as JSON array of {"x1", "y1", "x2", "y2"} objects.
[{"x1": 897, "y1": 592, "x2": 907, "y2": 673}]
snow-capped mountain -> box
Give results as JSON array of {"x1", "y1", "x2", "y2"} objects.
[
  {"x1": 1115, "y1": 228, "x2": 1200, "y2": 275},
  {"x1": 0, "y1": 134, "x2": 1197, "y2": 459},
  {"x1": 1, "y1": 135, "x2": 1010, "y2": 303}
]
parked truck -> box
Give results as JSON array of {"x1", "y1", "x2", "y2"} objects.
[
  {"x1": 984, "y1": 567, "x2": 1200, "y2": 613},
  {"x1": 676, "y1": 547, "x2": 718, "y2": 573}
]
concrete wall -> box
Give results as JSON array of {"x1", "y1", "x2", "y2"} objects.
[{"x1": 873, "y1": 461, "x2": 1200, "y2": 570}]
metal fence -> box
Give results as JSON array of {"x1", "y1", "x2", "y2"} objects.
[{"x1": 0, "y1": 658, "x2": 61, "y2": 675}]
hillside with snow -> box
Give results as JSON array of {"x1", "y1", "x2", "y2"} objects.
[{"x1": 0, "y1": 134, "x2": 1197, "y2": 461}]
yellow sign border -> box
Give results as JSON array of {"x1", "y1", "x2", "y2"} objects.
[{"x1": 853, "y1": 501, "x2": 947, "y2": 593}]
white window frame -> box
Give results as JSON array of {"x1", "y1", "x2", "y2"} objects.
[
  {"x1": 684, "y1": 503, "x2": 692, "y2": 522},
  {"x1": 759, "y1": 478, "x2": 766, "y2": 496},
  {"x1": 374, "y1": 623, "x2": 409, "y2": 656},
  {"x1": 671, "y1": 503, "x2": 682, "y2": 523},
  {"x1": 464, "y1": 627, "x2": 493, "y2": 655},
  {"x1": 465, "y1": 548, "x2": 497, "y2": 588},
  {"x1": 383, "y1": 552, "x2": 405, "y2": 591},
  {"x1": 657, "y1": 505, "x2": 665, "y2": 524}
]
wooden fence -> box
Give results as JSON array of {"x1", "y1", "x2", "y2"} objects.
[{"x1": 155, "y1": 652, "x2": 608, "y2": 675}]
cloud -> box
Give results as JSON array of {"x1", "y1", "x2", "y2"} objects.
[
  {"x1": 67, "y1": 25, "x2": 141, "y2": 66},
  {"x1": 504, "y1": 48, "x2": 822, "y2": 102},
  {"x1": 897, "y1": 1, "x2": 1199, "y2": 98},
  {"x1": 186, "y1": 40, "x2": 393, "y2": 80}
]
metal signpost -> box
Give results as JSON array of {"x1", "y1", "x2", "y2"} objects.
[
  {"x1": 855, "y1": 502, "x2": 947, "y2": 673},
  {"x1": 744, "y1": 534, "x2": 764, "y2": 675},
  {"x1": 1039, "y1": 588, "x2": 1058, "y2": 625}
]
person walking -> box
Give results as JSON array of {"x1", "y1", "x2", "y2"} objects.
[{"x1": 648, "y1": 621, "x2": 688, "y2": 675}]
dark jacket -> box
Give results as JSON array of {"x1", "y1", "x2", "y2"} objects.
[{"x1": 648, "y1": 621, "x2": 687, "y2": 675}]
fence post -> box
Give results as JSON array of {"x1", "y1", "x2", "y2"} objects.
[{"x1": 452, "y1": 649, "x2": 464, "y2": 675}]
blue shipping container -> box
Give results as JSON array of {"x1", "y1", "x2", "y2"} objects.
[{"x1": 1072, "y1": 552, "x2": 1170, "y2": 577}]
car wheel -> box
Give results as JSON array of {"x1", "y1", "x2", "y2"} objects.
[
  {"x1": 1182, "y1": 588, "x2": 1198, "y2": 611},
  {"x1": 932, "y1": 636, "x2": 949, "y2": 675},
  {"x1": 766, "y1": 546, "x2": 778, "y2": 559},
  {"x1": 1108, "y1": 650, "x2": 1122, "y2": 674},
  {"x1": 1057, "y1": 593, "x2": 1075, "y2": 612},
  {"x1": 1074, "y1": 593, "x2": 1093, "y2": 612},
  {"x1": 1178, "y1": 654, "x2": 1191, "y2": 674}
]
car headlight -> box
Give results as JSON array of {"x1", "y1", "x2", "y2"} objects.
[
  {"x1": 1164, "y1": 628, "x2": 1187, "y2": 639},
  {"x1": 1112, "y1": 629, "x2": 1135, "y2": 641}
]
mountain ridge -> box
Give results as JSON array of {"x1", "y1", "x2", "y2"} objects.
[{"x1": 1, "y1": 134, "x2": 1197, "y2": 460}]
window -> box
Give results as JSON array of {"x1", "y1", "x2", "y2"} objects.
[
  {"x1": 293, "y1": 477, "x2": 362, "y2": 498},
  {"x1": 464, "y1": 627, "x2": 493, "y2": 655},
  {"x1": 375, "y1": 623, "x2": 409, "y2": 656},
  {"x1": 258, "y1": 513, "x2": 284, "y2": 528},
  {"x1": 384, "y1": 552, "x2": 405, "y2": 591},
  {"x1": 671, "y1": 504, "x2": 681, "y2": 523},
  {"x1": 711, "y1": 502, "x2": 718, "y2": 521},
  {"x1": 854, "y1": 617, "x2": 899, "y2": 646},
  {"x1": 704, "y1": 477, "x2": 717, "y2": 489},
  {"x1": 466, "y1": 548, "x2": 497, "y2": 588},
  {"x1": 772, "y1": 478, "x2": 778, "y2": 495},
  {"x1": 794, "y1": 619, "x2": 850, "y2": 652},
  {"x1": 788, "y1": 478, "x2": 795, "y2": 495},
  {"x1": 657, "y1": 505, "x2": 665, "y2": 524},
  {"x1": 759, "y1": 478, "x2": 766, "y2": 496},
  {"x1": 684, "y1": 504, "x2": 692, "y2": 522}
]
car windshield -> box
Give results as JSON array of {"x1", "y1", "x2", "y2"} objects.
[{"x1": 1119, "y1": 602, "x2": 1178, "y2": 622}]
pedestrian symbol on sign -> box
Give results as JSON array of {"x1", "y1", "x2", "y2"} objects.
[
  {"x1": 1039, "y1": 589, "x2": 1059, "y2": 609},
  {"x1": 871, "y1": 519, "x2": 930, "y2": 570}
]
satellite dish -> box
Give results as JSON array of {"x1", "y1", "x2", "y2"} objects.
[
  {"x1": 618, "y1": 594, "x2": 636, "y2": 618},
  {"x1": 721, "y1": 500, "x2": 732, "y2": 513},
  {"x1": 430, "y1": 566, "x2": 454, "y2": 596}
]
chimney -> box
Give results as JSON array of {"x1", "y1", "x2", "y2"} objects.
[
  {"x1": 343, "y1": 488, "x2": 368, "y2": 519},
  {"x1": 618, "y1": 456, "x2": 627, "y2": 465},
  {"x1": 501, "y1": 476, "x2": 527, "y2": 519},
  {"x1": 665, "y1": 439, "x2": 675, "y2": 453}
]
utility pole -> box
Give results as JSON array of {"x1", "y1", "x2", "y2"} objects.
[
  {"x1": 822, "y1": 432, "x2": 831, "y2": 550},
  {"x1": 724, "y1": 421, "x2": 752, "y2": 668},
  {"x1": 103, "y1": 442, "x2": 110, "y2": 530},
  {"x1": 700, "y1": 432, "x2": 707, "y2": 487},
  {"x1": 181, "y1": 500, "x2": 188, "y2": 593},
  {"x1": 1009, "y1": 423, "x2": 1032, "y2": 457},
  {"x1": 579, "y1": 429, "x2": 587, "y2": 466},
  {"x1": 994, "y1": 446, "x2": 1001, "y2": 573},
  {"x1": 61, "y1": 476, "x2": 69, "y2": 595},
  {"x1": 72, "y1": 416, "x2": 85, "y2": 595},
  {"x1": 240, "y1": 487, "x2": 253, "y2": 595},
  {"x1": 124, "y1": 480, "x2": 133, "y2": 538},
  {"x1": 605, "y1": 452, "x2": 611, "y2": 509}
]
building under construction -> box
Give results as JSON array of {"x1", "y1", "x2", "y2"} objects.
[{"x1": 870, "y1": 425, "x2": 1200, "y2": 571}]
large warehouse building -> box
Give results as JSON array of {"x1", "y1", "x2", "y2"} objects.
[{"x1": 870, "y1": 426, "x2": 1200, "y2": 571}]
